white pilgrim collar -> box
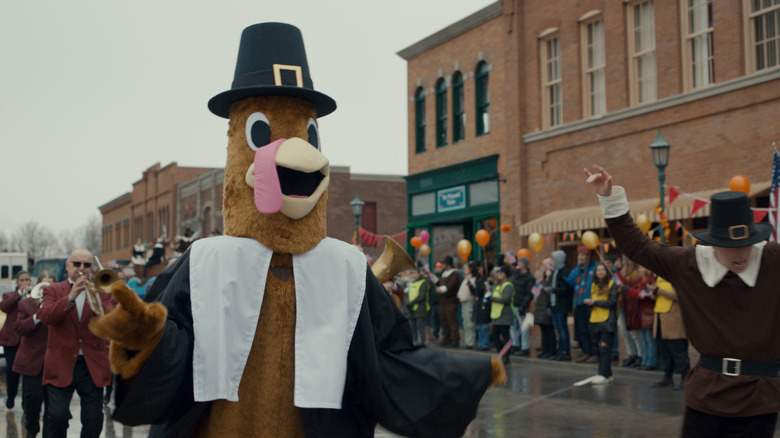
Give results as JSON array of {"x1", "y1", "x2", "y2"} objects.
[{"x1": 695, "y1": 242, "x2": 764, "y2": 287}]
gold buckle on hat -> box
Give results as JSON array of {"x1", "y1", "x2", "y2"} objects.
[
  {"x1": 728, "y1": 225, "x2": 749, "y2": 240},
  {"x1": 273, "y1": 64, "x2": 303, "y2": 87}
]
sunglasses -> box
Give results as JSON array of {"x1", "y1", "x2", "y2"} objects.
[{"x1": 70, "y1": 261, "x2": 93, "y2": 269}]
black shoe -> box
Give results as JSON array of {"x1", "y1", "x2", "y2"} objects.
[
  {"x1": 673, "y1": 382, "x2": 685, "y2": 391},
  {"x1": 652, "y1": 378, "x2": 674, "y2": 388},
  {"x1": 520, "y1": 349, "x2": 530, "y2": 357},
  {"x1": 622, "y1": 355, "x2": 638, "y2": 367},
  {"x1": 639, "y1": 365, "x2": 656, "y2": 371},
  {"x1": 556, "y1": 354, "x2": 571, "y2": 361},
  {"x1": 611, "y1": 355, "x2": 619, "y2": 362},
  {"x1": 5, "y1": 397, "x2": 13, "y2": 409}
]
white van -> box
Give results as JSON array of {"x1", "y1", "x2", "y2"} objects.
[{"x1": 0, "y1": 252, "x2": 28, "y2": 291}]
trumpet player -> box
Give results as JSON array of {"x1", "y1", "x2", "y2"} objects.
[
  {"x1": 13, "y1": 271, "x2": 54, "y2": 438},
  {"x1": 1, "y1": 270, "x2": 31, "y2": 409},
  {"x1": 38, "y1": 248, "x2": 114, "y2": 438}
]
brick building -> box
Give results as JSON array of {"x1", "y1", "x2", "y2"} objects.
[
  {"x1": 400, "y1": 0, "x2": 780, "y2": 267},
  {"x1": 99, "y1": 162, "x2": 217, "y2": 265}
]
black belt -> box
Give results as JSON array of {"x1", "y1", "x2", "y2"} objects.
[{"x1": 698, "y1": 355, "x2": 779, "y2": 377}]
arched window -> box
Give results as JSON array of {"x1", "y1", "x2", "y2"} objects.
[
  {"x1": 475, "y1": 62, "x2": 490, "y2": 136},
  {"x1": 435, "y1": 78, "x2": 448, "y2": 147},
  {"x1": 452, "y1": 71, "x2": 465, "y2": 142},
  {"x1": 415, "y1": 87, "x2": 426, "y2": 154}
]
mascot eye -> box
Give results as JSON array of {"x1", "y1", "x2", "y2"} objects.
[
  {"x1": 307, "y1": 118, "x2": 320, "y2": 149},
  {"x1": 245, "y1": 112, "x2": 271, "y2": 151}
]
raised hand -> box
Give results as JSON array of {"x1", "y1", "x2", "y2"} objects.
[
  {"x1": 89, "y1": 282, "x2": 168, "y2": 378},
  {"x1": 584, "y1": 165, "x2": 613, "y2": 197}
]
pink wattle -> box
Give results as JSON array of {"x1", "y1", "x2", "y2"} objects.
[{"x1": 253, "y1": 138, "x2": 285, "y2": 214}]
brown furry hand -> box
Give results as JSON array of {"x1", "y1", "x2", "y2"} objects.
[
  {"x1": 489, "y1": 356, "x2": 508, "y2": 387},
  {"x1": 89, "y1": 281, "x2": 168, "y2": 378}
]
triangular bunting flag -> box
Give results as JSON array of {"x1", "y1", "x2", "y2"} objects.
[
  {"x1": 691, "y1": 199, "x2": 708, "y2": 216},
  {"x1": 576, "y1": 230, "x2": 583, "y2": 238},
  {"x1": 546, "y1": 235, "x2": 552, "y2": 244},
  {"x1": 669, "y1": 186, "x2": 681, "y2": 205},
  {"x1": 563, "y1": 232, "x2": 569, "y2": 241},
  {"x1": 754, "y1": 210, "x2": 768, "y2": 223},
  {"x1": 603, "y1": 243, "x2": 610, "y2": 253},
  {"x1": 682, "y1": 228, "x2": 688, "y2": 239}
]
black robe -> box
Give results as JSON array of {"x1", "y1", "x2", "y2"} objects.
[{"x1": 112, "y1": 249, "x2": 494, "y2": 438}]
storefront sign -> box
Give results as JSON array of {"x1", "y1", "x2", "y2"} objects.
[{"x1": 437, "y1": 185, "x2": 466, "y2": 212}]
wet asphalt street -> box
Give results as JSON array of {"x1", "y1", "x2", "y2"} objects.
[{"x1": 2, "y1": 348, "x2": 778, "y2": 437}]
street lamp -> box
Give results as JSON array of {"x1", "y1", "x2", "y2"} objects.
[
  {"x1": 350, "y1": 195, "x2": 364, "y2": 246},
  {"x1": 649, "y1": 129, "x2": 671, "y2": 243}
]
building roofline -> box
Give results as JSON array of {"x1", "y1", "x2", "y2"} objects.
[
  {"x1": 98, "y1": 192, "x2": 132, "y2": 211},
  {"x1": 397, "y1": 2, "x2": 503, "y2": 60}
]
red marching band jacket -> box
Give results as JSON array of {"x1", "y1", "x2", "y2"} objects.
[
  {"x1": 12, "y1": 297, "x2": 49, "y2": 376},
  {"x1": 0, "y1": 290, "x2": 23, "y2": 346},
  {"x1": 38, "y1": 280, "x2": 114, "y2": 388}
]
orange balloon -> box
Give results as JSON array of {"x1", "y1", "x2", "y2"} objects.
[
  {"x1": 500, "y1": 224, "x2": 511, "y2": 232},
  {"x1": 729, "y1": 175, "x2": 751, "y2": 194},
  {"x1": 457, "y1": 239, "x2": 472, "y2": 261},
  {"x1": 410, "y1": 236, "x2": 423, "y2": 248},
  {"x1": 528, "y1": 233, "x2": 544, "y2": 253},
  {"x1": 419, "y1": 243, "x2": 431, "y2": 256},
  {"x1": 475, "y1": 229, "x2": 490, "y2": 247},
  {"x1": 636, "y1": 214, "x2": 652, "y2": 233},
  {"x1": 582, "y1": 231, "x2": 600, "y2": 250},
  {"x1": 517, "y1": 248, "x2": 531, "y2": 260}
]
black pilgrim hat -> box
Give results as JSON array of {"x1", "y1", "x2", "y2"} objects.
[
  {"x1": 693, "y1": 191, "x2": 771, "y2": 248},
  {"x1": 208, "y1": 22, "x2": 337, "y2": 119}
]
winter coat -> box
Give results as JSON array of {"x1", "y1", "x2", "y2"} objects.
[
  {"x1": 472, "y1": 276, "x2": 491, "y2": 325},
  {"x1": 490, "y1": 280, "x2": 514, "y2": 326},
  {"x1": 589, "y1": 280, "x2": 618, "y2": 333},
  {"x1": 653, "y1": 277, "x2": 686, "y2": 340},
  {"x1": 534, "y1": 277, "x2": 553, "y2": 326},
  {"x1": 510, "y1": 270, "x2": 534, "y2": 313}
]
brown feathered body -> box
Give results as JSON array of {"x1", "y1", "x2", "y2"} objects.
[{"x1": 195, "y1": 96, "x2": 325, "y2": 437}]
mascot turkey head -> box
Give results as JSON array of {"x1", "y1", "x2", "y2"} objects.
[{"x1": 208, "y1": 23, "x2": 337, "y2": 255}]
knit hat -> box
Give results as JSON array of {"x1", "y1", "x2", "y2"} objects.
[{"x1": 516, "y1": 257, "x2": 529, "y2": 269}]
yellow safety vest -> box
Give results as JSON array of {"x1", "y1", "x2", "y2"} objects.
[
  {"x1": 654, "y1": 276, "x2": 674, "y2": 313},
  {"x1": 491, "y1": 281, "x2": 513, "y2": 320},
  {"x1": 589, "y1": 280, "x2": 614, "y2": 323},
  {"x1": 408, "y1": 279, "x2": 430, "y2": 312}
]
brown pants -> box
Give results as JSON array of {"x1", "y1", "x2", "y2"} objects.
[{"x1": 440, "y1": 301, "x2": 460, "y2": 346}]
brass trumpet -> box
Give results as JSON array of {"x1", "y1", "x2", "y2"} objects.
[
  {"x1": 371, "y1": 236, "x2": 416, "y2": 283},
  {"x1": 80, "y1": 256, "x2": 120, "y2": 317}
]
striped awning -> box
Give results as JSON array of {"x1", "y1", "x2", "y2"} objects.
[{"x1": 517, "y1": 181, "x2": 771, "y2": 236}]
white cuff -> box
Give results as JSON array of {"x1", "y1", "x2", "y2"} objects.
[
  {"x1": 437, "y1": 285, "x2": 448, "y2": 293},
  {"x1": 33, "y1": 314, "x2": 40, "y2": 325},
  {"x1": 597, "y1": 185, "x2": 629, "y2": 219}
]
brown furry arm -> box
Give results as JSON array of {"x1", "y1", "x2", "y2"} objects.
[
  {"x1": 89, "y1": 281, "x2": 168, "y2": 379},
  {"x1": 490, "y1": 356, "x2": 508, "y2": 387}
]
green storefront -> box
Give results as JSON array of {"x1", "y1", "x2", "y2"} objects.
[{"x1": 405, "y1": 155, "x2": 502, "y2": 268}]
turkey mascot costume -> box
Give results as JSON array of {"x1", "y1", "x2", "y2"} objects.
[{"x1": 90, "y1": 22, "x2": 506, "y2": 438}]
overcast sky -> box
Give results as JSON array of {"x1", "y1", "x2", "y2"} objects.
[{"x1": 0, "y1": 0, "x2": 495, "y2": 236}]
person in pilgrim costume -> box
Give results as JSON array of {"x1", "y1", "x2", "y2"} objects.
[
  {"x1": 90, "y1": 22, "x2": 505, "y2": 438},
  {"x1": 585, "y1": 164, "x2": 780, "y2": 438}
]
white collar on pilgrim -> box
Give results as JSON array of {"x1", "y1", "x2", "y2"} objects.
[
  {"x1": 189, "y1": 235, "x2": 367, "y2": 409},
  {"x1": 695, "y1": 241, "x2": 764, "y2": 287},
  {"x1": 441, "y1": 268, "x2": 457, "y2": 278}
]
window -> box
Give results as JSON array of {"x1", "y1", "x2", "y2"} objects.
[
  {"x1": 475, "y1": 61, "x2": 490, "y2": 136},
  {"x1": 682, "y1": 0, "x2": 714, "y2": 89},
  {"x1": 628, "y1": 0, "x2": 657, "y2": 104},
  {"x1": 435, "y1": 78, "x2": 448, "y2": 147},
  {"x1": 452, "y1": 71, "x2": 465, "y2": 143},
  {"x1": 541, "y1": 35, "x2": 562, "y2": 128},
  {"x1": 415, "y1": 87, "x2": 426, "y2": 153},
  {"x1": 361, "y1": 202, "x2": 377, "y2": 233},
  {"x1": 747, "y1": 0, "x2": 780, "y2": 72},
  {"x1": 123, "y1": 218, "x2": 130, "y2": 248},
  {"x1": 115, "y1": 220, "x2": 121, "y2": 250},
  {"x1": 583, "y1": 18, "x2": 606, "y2": 117},
  {"x1": 147, "y1": 213, "x2": 154, "y2": 242}
]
